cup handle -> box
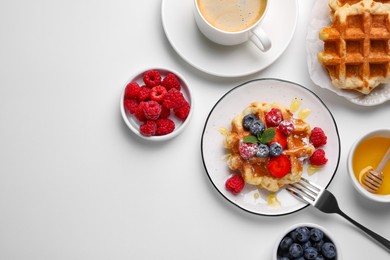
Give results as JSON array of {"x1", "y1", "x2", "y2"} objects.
[{"x1": 250, "y1": 26, "x2": 272, "y2": 52}]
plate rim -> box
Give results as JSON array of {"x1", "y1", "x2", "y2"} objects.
[
  {"x1": 161, "y1": 0, "x2": 299, "y2": 78},
  {"x1": 200, "y1": 78, "x2": 341, "y2": 216}
]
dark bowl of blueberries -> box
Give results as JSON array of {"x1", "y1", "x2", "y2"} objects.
[{"x1": 273, "y1": 223, "x2": 341, "y2": 260}]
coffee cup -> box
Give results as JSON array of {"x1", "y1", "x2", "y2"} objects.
[{"x1": 194, "y1": 0, "x2": 271, "y2": 52}]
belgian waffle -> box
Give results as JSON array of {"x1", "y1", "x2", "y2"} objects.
[
  {"x1": 224, "y1": 102, "x2": 314, "y2": 193},
  {"x1": 318, "y1": 0, "x2": 390, "y2": 94}
]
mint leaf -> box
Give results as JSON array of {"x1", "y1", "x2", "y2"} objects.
[
  {"x1": 259, "y1": 128, "x2": 276, "y2": 144},
  {"x1": 243, "y1": 135, "x2": 258, "y2": 143}
]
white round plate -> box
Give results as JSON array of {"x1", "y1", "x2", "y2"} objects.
[
  {"x1": 201, "y1": 79, "x2": 341, "y2": 216},
  {"x1": 161, "y1": 0, "x2": 298, "y2": 78},
  {"x1": 306, "y1": 0, "x2": 390, "y2": 106}
]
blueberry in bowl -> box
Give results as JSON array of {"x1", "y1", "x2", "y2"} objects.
[{"x1": 273, "y1": 223, "x2": 341, "y2": 259}]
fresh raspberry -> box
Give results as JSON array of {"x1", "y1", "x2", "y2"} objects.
[
  {"x1": 173, "y1": 102, "x2": 190, "y2": 121},
  {"x1": 159, "y1": 105, "x2": 171, "y2": 119},
  {"x1": 161, "y1": 73, "x2": 181, "y2": 91},
  {"x1": 225, "y1": 175, "x2": 245, "y2": 194},
  {"x1": 156, "y1": 118, "x2": 175, "y2": 135},
  {"x1": 150, "y1": 85, "x2": 167, "y2": 103},
  {"x1": 310, "y1": 149, "x2": 328, "y2": 166},
  {"x1": 268, "y1": 128, "x2": 287, "y2": 149},
  {"x1": 143, "y1": 70, "x2": 161, "y2": 87},
  {"x1": 134, "y1": 102, "x2": 147, "y2": 122},
  {"x1": 143, "y1": 100, "x2": 161, "y2": 120},
  {"x1": 124, "y1": 81, "x2": 140, "y2": 99},
  {"x1": 124, "y1": 98, "x2": 139, "y2": 114},
  {"x1": 138, "y1": 86, "x2": 151, "y2": 101},
  {"x1": 278, "y1": 120, "x2": 295, "y2": 136},
  {"x1": 239, "y1": 142, "x2": 258, "y2": 160},
  {"x1": 139, "y1": 120, "x2": 157, "y2": 136},
  {"x1": 265, "y1": 108, "x2": 283, "y2": 127},
  {"x1": 310, "y1": 127, "x2": 327, "y2": 148},
  {"x1": 267, "y1": 154, "x2": 291, "y2": 178},
  {"x1": 162, "y1": 88, "x2": 186, "y2": 109}
]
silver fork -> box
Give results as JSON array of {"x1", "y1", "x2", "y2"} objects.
[{"x1": 287, "y1": 177, "x2": 390, "y2": 251}]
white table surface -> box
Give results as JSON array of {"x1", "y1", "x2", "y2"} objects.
[{"x1": 1, "y1": 0, "x2": 390, "y2": 259}]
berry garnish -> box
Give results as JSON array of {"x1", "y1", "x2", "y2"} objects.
[
  {"x1": 265, "y1": 108, "x2": 283, "y2": 127},
  {"x1": 139, "y1": 120, "x2": 157, "y2": 136},
  {"x1": 278, "y1": 120, "x2": 295, "y2": 136},
  {"x1": 143, "y1": 70, "x2": 161, "y2": 87},
  {"x1": 309, "y1": 149, "x2": 328, "y2": 166},
  {"x1": 249, "y1": 119, "x2": 265, "y2": 135},
  {"x1": 156, "y1": 118, "x2": 175, "y2": 135},
  {"x1": 239, "y1": 142, "x2": 258, "y2": 160},
  {"x1": 243, "y1": 114, "x2": 256, "y2": 131},
  {"x1": 269, "y1": 142, "x2": 283, "y2": 157},
  {"x1": 143, "y1": 100, "x2": 161, "y2": 120},
  {"x1": 161, "y1": 72, "x2": 181, "y2": 91},
  {"x1": 124, "y1": 81, "x2": 140, "y2": 99},
  {"x1": 267, "y1": 154, "x2": 291, "y2": 178},
  {"x1": 268, "y1": 128, "x2": 287, "y2": 149},
  {"x1": 150, "y1": 85, "x2": 167, "y2": 103},
  {"x1": 310, "y1": 127, "x2": 327, "y2": 148},
  {"x1": 256, "y1": 143, "x2": 269, "y2": 158},
  {"x1": 225, "y1": 175, "x2": 245, "y2": 194}
]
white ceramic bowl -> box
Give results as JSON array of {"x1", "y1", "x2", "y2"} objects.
[
  {"x1": 273, "y1": 223, "x2": 342, "y2": 259},
  {"x1": 120, "y1": 67, "x2": 193, "y2": 141},
  {"x1": 347, "y1": 129, "x2": 390, "y2": 203}
]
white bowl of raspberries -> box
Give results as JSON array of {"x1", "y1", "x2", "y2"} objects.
[
  {"x1": 120, "y1": 68, "x2": 193, "y2": 141},
  {"x1": 273, "y1": 223, "x2": 342, "y2": 259}
]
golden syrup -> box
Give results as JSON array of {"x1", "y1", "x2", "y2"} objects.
[
  {"x1": 290, "y1": 98, "x2": 302, "y2": 112},
  {"x1": 307, "y1": 164, "x2": 322, "y2": 176},
  {"x1": 267, "y1": 194, "x2": 281, "y2": 208},
  {"x1": 218, "y1": 127, "x2": 228, "y2": 135},
  {"x1": 298, "y1": 108, "x2": 311, "y2": 119},
  {"x1": 352, "y1": 137, "x2": 390, "y2": 195}
]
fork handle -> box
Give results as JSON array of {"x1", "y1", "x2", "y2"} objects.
[{"x1": 338, "y1": 209, "x2": 390, "y2": 251}]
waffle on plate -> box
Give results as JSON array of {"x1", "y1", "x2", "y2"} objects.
[{"x1": 224, "y1": 102, "x2": 315, "y2": 193}]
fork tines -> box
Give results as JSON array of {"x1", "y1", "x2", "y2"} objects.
[{"x1": 286, "y1": 177, "x2": 324, "y2": 205}]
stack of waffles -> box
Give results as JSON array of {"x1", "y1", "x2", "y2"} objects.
[
  {"x1": 224, "y1": 102, "x2": 314, "y2": 193},
  {"x1": 318, "y1": 0, "x2": 390, "y2": 94}
]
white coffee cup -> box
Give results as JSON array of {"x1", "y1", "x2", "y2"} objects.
[{"x1": 194, "y1": 0, "x2": 271, "y2": 52}]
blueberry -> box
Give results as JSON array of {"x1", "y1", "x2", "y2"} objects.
[
  {"x1": 296, "y1": 226, "x2": 311, "y2": 243},
  {"x1": 289, "y1": 230, "x2": 298, "y2": 241},
  {"x1": 279, "y1": 236, "x2": 293, "y2": 251},
  {"x1": 310, "y1": 228, "x2": 324, "y2": 242},
  {"x1": 314, "y1": 255, "x2": 325, "y2": 260},
  {"x1": 289, "y1": 243, "x2": 303, "y2": 258},
  {"x1": 256, "y1": 143, "x2": 269, "y2": 157},
  {"x1": 242, "y1": 114, "x2": 256, "y2": 130},
  {"x1": 277, "y1": 257, "x2": 290, "y2": 260},
  {"x1": 313, "y1": 240, "x2": 324, "y2": 252},
  {"x1": 304, "y1": 247, "x2": 318, "y2": 259},
  {"x1": 269, "y1": 142, "x2": 283, "y2": 156},
  {"x1": 249, "y1": 119, "x2": 265, "y2": 135},
  {"x1": 322, "y1": 242, "x2": 337, "y2": 258},
  {"x1": 302, "y1": 240, "x2": 312, "y2": 250}
]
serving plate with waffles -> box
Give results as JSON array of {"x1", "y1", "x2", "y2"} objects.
[
  {"x1": 307, "y1": 0, "x2": 390, "y2": 106},
  {"x1": 201, "y1": 79, "x2": 341, "y2": 216}
]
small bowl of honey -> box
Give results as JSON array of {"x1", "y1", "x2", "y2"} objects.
[{"x1": 347, "y1": 129, "x2": 390, "y2": 203}]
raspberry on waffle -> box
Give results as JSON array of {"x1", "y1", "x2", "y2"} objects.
[
  {"x1": 224, "y1": 102, "x2": 314, "y2": 193},
  {"x1": 318, "y1": 0, "x2": 390, "y2": 94}
]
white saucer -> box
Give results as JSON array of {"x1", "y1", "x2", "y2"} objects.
[{"x1": 161, "y1": 0, "x2": 298, "y2": 78}]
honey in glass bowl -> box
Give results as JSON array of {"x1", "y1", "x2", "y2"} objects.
[{"x1": 352, "y1": 136, "x2": 390, "y2": 195}]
